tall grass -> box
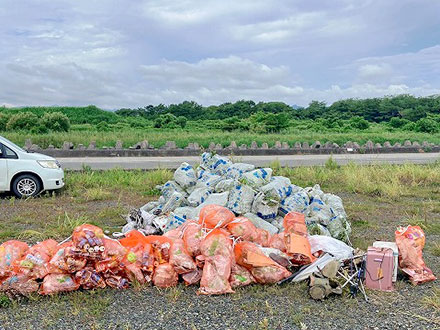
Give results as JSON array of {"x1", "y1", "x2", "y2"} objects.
[{"x1": 2, "y1": 127, "x2": 440, "y2": 149}]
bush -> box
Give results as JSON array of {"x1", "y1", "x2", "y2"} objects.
[
  {"x1": 6, "y1": 112, "x2": 39, "y2": 131},
  {"x1": 248, "y1": 112, "x2": 290, "y2": 133},
  {"x1": 349, "y1": 116, "x2": 369, "y2": 130},
  {"x1": 402, "y1": 122, "x2": 416, "y2": 131},
  {"x1": 389, "y1": 117, "x2": 410, "y2": 129},
  {"x1": 96, "y1": 121, "x2": 110, "y2": 131},
  {"x1": 0, "y1": 113, "x2": 9, "y2": 131},
  {"x1": 41, "y1": 112, "x2": 70, "y2": 132},
  {"x1": 154, "y1": 113, "x2": 187, "y2": 129},
  {"x1": 415, "y1": 118, "x2": 439, "y2": 133},
  {"x1": 30, "y1": 124, "x2": 49, "y2": 134}
]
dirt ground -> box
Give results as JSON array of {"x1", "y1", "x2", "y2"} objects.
[{"x1": 0, "y1": 167, "x2": 439, "y2": 330}]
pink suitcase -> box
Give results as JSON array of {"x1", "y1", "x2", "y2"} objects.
[{"x1": 365, "y1": 247, "x2": 394, "y2": 292}]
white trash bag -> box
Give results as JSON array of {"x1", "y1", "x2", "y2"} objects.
[
  {"x1": 251, "y1": 192, "x2": 279, "y2": 221},
  {"x1": 308, "y1": 235, "x2": 353, "y2": 261},
  {"x1": 225, "y1": 163, "x2": 255, "y2": 180},
  {"x1": 241, "y1": 168, "x2": 273, "y2": 188},
  {"x1": 227, "y1": 184, "x2": 255, "y2": 214},
  {"x1": 244, "y1": 213, "x2": 279, "y2": 235},
  {"x1": 260, "y1": 176, "x2": 292, "y2": 201},
  {"x1": 174, "y1": 162, "x2": 197, "y2": 189},
  {"x1": 215, "y1": 179, "x2": 236, "y2": 193},
  {"x1": 306, "y1": 195, "x2": 334, "y2": 226},
  {"x1": 278, "y1": 190, "x2": 309, "y2": 216},
  {"x1": 187, "y1": 187, "x2": 213, "y2": 207}
]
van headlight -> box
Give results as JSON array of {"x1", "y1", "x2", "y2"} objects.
[{"x1": 37, "y1": 160, "x2": 59, "y2": 169}]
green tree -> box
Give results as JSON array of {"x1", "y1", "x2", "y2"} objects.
[
  {"x1": 0, "y1": 113, "x2": 9, "y2": 131},
  {"x1": 349, "y1": 116, "x2": 369, "y2": 130},
  {"x1": 415, "y1": 118, "x2": 439, "y2": 133}
]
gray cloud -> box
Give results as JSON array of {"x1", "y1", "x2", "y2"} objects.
[{"x1": 0, "y1": 0, "x2": 439, "y2": 108}]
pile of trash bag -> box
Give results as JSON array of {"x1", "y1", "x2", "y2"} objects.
[
  {"x1": 121, "y1": 152, "x2": 352, "y2": 242},
  {"x1": 0, "y1": 209, "x2": 355, "y2": 297}
]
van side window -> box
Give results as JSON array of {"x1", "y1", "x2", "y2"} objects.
[{"x1": 0, "y1": 143, "x2": 18, "y2": 159}]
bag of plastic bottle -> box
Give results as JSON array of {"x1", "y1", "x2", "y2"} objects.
[
  {"x1": 94, "y1": 238, "x2": 127, "y2": 273},
  {"x1": 251, "y1": 192, "x2": 279, "y2": 221},
  {"x1": 395, "y1": 225, "x2": 436, "y2": 285},
  {"x1": 18, "y1": 239, "x2": 58, "y2": 279},
  {"x1": 0, "y1": 240, "x2": 29, "y2": 278},
  {"x1": 72, "y1": 224, "x2": 106, "y2": 259},
  {"x1": 198, "y1": 205, "x2": 235, "y2": 229},
  {"x1": 241, "y1": 168, "x2": 272, "y2": 188},
  {"x1": 187, "y1": 187, "x2": 213, "y2": 207},
  {"x1": 260, "y1": 176, "x2": 292, "y2": 201},
  {"x1": 174, "y1": 162, "x2": 197, "y2": 189},
  {"x1": 0, "y1": 274, "x2": 39, "y2": 297},
  {"x1": 40, "y1": 274, "x2": 80, "y2": 295},
  {"x1": 153, "y1": 263, "x2": 178, "y2": 288},
  {"x1": 227, "y1": 184, "x2": 255, "y2": 215},
  {"x1": 75, "y1": 268, "x2": 106, "y2": 290},
  {"x1": 123, "y1": 243, "x2": 155, "y2": 284}
]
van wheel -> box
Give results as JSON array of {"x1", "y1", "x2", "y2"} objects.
[{"x1": 12, "y1": 174, "x2": 42, "y2": 198}]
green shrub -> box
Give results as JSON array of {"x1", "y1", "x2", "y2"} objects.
[
  {"x1": 415, "y1": 118, "x2": 439, "y2": 133},
  {"x1": 0, "y1": 113, "x2": 9, "y2": 131},
  {"x1": 6, "y1": 112, "x2": 39, "y2": 131},
  {"x1": 389, "y1": 117, "x2": 410, "y2": 128},
  {"x1": 96, "y1": 121, "x2": 110, "y2": 131},
  {"x1": 248, "y1": 112, "x2": 290, "y2": 133},
  {"x1": 402, "y1": 122, "x2": 416, "y2": 131},
  {"x1": 41, "y1": 112, "x2": 70, "y2": 132},
  {"x1": 154, "y1": 113, "x2": 187, "y2": 129},
  {"x1": 349, "y1": 116, "x2": 369, "y2": 130},
  {"x1": 30, "y1": 124, "x2": 49, "y2": 134}
]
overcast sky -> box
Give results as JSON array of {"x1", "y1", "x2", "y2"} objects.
[{"x1": 1, "y1": 0, "x2": 439, "y2": 109}]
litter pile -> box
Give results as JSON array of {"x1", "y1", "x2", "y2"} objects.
[
  {"x1": 121, "y1": 152, "x2": 351, "y2": 242},
  {"x1": 0, "y1": 153, "x2": 436, "y2": 299}
]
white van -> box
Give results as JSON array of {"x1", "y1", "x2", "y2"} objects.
[{"x1": 0, "y1": 136, "x2": 64, "y2": 198}]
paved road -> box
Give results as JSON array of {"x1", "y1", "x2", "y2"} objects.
[{"x1": 57, "y1": 153, "x2": 440, "y2": 170}]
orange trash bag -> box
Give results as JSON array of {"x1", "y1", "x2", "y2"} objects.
[
  {"x1": 49, "y1": 242, "x2": 86, "y2": 274},
  {"x1": 395, "y1": 225, "x2": 436, "y2": 285},
  {"x1": 269, "y1": 233, "x2": 286, "y2": 252},
  {"x1": 75, "y1": 268, "x2": 107, "y2": 290},
  {"x1": 0, "y1": 274, "x2": 39, "y2": 297},
  {"x1": 227, "y1": 217, "x2": 259, "y2": 242},
  {"x1": 153, "y1": 263, "x2": 178, "y2": 288},
  {"x1": 123, "y1": 243, "x2": 154, "y2": 284},
  {"x1": 199, "y1": 205, "x2": 235, "y2": 229},
  {"x1": 198, "y1": 228, "x2": 234, "y2": 295},
  {"x1": 95, "y1": 238, "x2": 127, "y2": 273},
  {"x1": 169, "y1": 238, "x2": 196, "y2": 274},
  {"x1": 284, "y1": 233, "x2": 315, "y2": 265},
  {"x1": 182, "y1": 268, "x2": 203, "y2": 286},
  {"x1": 18, "y1": 239, "x2": 58, "y2": 279},
  {"x1": 119, "y1": 230, "x2": 150, "y2": 249},
  {"x1": 72, "y1": 224, "x2": 105, "y2": 259},
  {"x1": 40, "y1": 274, "x2": 80, "y2": 295},
  {"x1": 0, "y1": 240, "x2": 29, "y2": 278},
  {"x1": 145, "y1": 236, "x2": 173, "y2": 264},
  {"x1": 229, "y1": 263, "x2": 255, "y2": 289},
  {"x1": 254, "y1": 228, "x2": 271, "y2": 247},
  {"x1": 234, "y1": 242, "x2": 291, "y2": 284},
  {"x1": 182, "y1": 221, "x2": 203, "y2": 257},
  {"x1": 283, "y1": 212, "x2": 308, "y2": 236}
]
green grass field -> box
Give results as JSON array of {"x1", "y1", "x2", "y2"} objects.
[{"x1": 3, "y1": 124, "x2": 440, "y2": 149}]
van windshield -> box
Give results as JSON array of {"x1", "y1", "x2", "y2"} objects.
[{"x1": 0, "y1": 137, "x2": 26, "y2": 153}]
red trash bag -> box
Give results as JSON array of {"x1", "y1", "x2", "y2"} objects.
[
  {"x1": 234, "y1": 242, "x2": 291, "y2": 284},
  {"x1": 153, "y1": 263, "x2": 178, "y2": 288},
  {"x1": 18, "y1": 239, "x2": 58, "y2": 279},
  {"x1": 0, "y1": 240, "x2": 29, "y2": 278},
  {"x1": 169, "y1": 238, "x2": 196, "y2": 274},
  {"x1": 198, "y1": 229, "x2": 234, "y2": 295},
  {"x1": 40, "y1": 274, "x2": 80, "y2": 295},
  {"x1": 182, "y1": 221, "x2": 203, "y2": 257},
  {"x1": 395, "y1": 225, "x2": 436, "y2": 285},
  {"x1": 199, "y1": 205, "x2": 235, "y2": 229},
  {"x1": 227, "y1": 217, "x2": 259, "y2": 242},
  {"x1": 283, "y1": 212, "x2": 308, "y2": 237}
]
